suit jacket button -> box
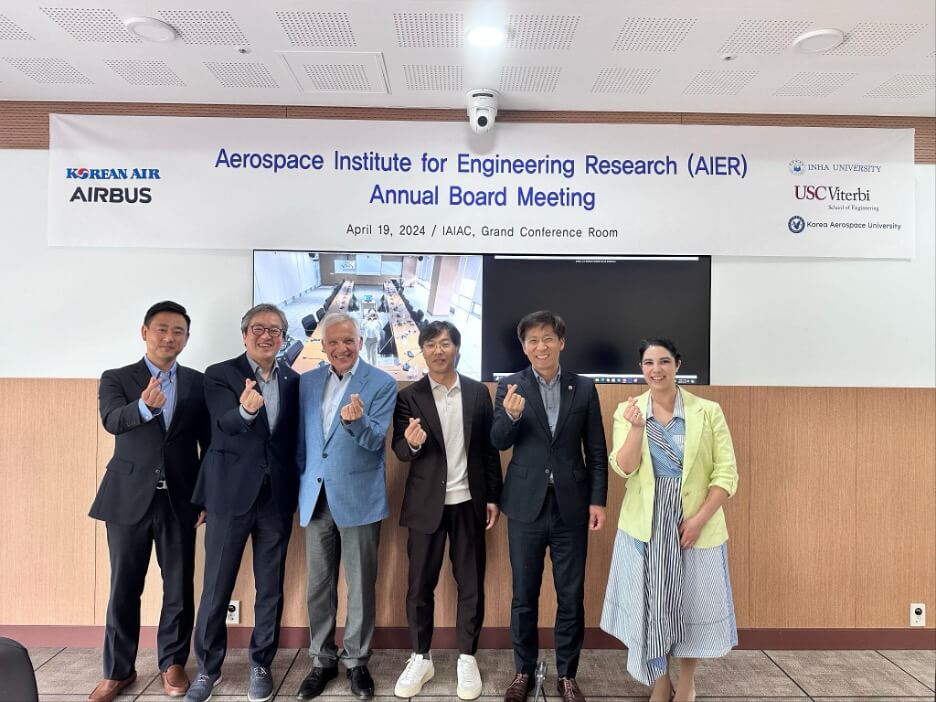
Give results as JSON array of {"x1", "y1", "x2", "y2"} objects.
[
  {"x1": 322, "y1": 452, "x2": 328, "y2": 458},
  {"x1": 154, "y1": 469, "x2": 160, "y2": 474},
  {"x1": 544, "y1": 469, "x2": 550, "y2": 474},
  {"x1": 317, "y1": 477, "x2": 322, "y2": 483}
]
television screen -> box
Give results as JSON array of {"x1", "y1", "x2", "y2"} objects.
[
  {"x1": 481, "y1": 256, "x2": 710, "y2": 384},
  {"x1": 253, "y1": 250, "x2": 483, "y2": 380}
]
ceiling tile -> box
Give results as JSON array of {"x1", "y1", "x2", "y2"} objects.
[
  {"x1": 612, "y1": 17, "x2": 696, "y2": 53},
  {"x1": 506, "y1": 14, "x2": 580, "y2": 50},
  {"x1": 684, "y1": 70, "x2": 757, "y2": 95},
  {"x1": 591, "y1": 67, "x2": 660, "y2": 94},
  {"x1": 158, "y1": 9, "x2": 248, "y2": 46},
  {"x1": 275, "y1": 11, "x2": 356, "y2": 48},
  {"x1": 40, "y1": 7, "x2": 139, "y2": 43}
]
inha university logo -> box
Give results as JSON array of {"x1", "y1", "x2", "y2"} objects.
[{"x1": 789, "y1": 160, "x2": 805, "y2": 175}]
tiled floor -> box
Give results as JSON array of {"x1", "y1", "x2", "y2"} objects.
[{"x1": 27, "y1": 647, "x2": 935, "y2": 702}]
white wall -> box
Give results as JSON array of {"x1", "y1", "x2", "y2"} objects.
[{"x1": 1, "y1": 150, "x2": 933, "y2": 386}]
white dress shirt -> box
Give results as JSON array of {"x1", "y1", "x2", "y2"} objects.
[{"x1": 429, "y1": 375, "x2": 471, "y2": 506}]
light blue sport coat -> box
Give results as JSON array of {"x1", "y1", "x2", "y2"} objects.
[{"x1": 297, "y1": 359, "x2": 397, "y2": 528}]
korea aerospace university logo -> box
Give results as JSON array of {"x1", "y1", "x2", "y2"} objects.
[
  {"x1": 789, "y1": 160, "x2": 804, "y2": 175},
  {"x1": 788, "y1": 215, "x2": 806, "y2": 234}
]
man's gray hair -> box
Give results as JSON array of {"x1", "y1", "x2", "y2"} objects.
[
  {"x1": 320, "y1": 311, "x2": 360, "y2": 337},
  {"x1": 240, "y1": 303, "x2": 288, "y2": 335}
]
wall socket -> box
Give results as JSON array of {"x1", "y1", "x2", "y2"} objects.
[
  {"x1": 226, "y1": 600, "x2": 240, "y2": 625},
  {"x1": 910, "y1": 602, "x2": 925, "y2": 627}
]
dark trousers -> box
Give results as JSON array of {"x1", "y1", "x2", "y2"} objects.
[
  {"x1": 194, "y1": 481, "x2": 292, "y2": 675},
  {"x1": 507, "y1": 489, "x2": 588, "y2": 679},
  {"x1": 103, "y1": 490, "x2": 196, "y2": 679},
  {"x1": 407, "y1": 500, "x2": 486, "y2": 655}
]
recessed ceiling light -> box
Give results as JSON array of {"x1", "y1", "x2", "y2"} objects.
[
  {"x1": 466, "y1": 25, "x2": 507, "y2": 48},
  {"x1": 123, "y1": 16, "x2": 178, "y2": 43},
  {"x1": 792, "y1": 28, "x2": 845, "y2": 53}
]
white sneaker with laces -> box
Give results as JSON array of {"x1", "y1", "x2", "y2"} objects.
[
  {"x1": 394, "y1": 652, "x2": 434, "y2": 698},
  {"x1": 456, "y1": 654, "x2": 482, "y2": 700}
]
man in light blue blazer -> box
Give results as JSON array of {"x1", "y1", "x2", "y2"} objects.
[{"x1": 295, "y1": 312, "x2": 397, "y2": 701}]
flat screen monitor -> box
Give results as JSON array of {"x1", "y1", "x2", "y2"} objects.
[
  {"x1": 481, "y1": 256, "x2": 710, "y2": 384},
  {"x1": 253, "y1": 250, "x2": 483, "y2": 381}
]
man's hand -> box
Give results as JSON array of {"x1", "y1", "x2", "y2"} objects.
[
  {"x1": 485, "y1": 503, "x2": 500, "y2": 530},
  {"x1": 341, "y1": 393, "x2": 365, "y2": 422},
  {"x1": 503, "y1": 384, "x2": 526, "y2": 419},
  {"x1": 588, "y1": 505, "x2": 606, "y2": 531},
  {"x1": 240, "y1": 378, "x2": 264, "y2": 414},
  {"x1": 140, "y1": 376, "x2": 167, "y2": 410},
  {"x1": 404, "y1": 417, "x2": 427, "y2": 448}
]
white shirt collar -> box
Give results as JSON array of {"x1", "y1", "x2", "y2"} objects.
[
  {"x1": 647, "y1": 387, "x2": 685, "y2": 420},
  {"x1": 429, "y1": 373, "x2": 461, "y2": 393},
  {"x1": 329, "y1": 356, "x2": 360, "y2": 381}
]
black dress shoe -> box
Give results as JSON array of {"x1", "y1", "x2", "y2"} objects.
[
  {"x1": 296, "y1": 666, "x2": 338, "y2": 700},
  {"x1": 347, "y1": 665, "x2": 375, "y2": 700}
]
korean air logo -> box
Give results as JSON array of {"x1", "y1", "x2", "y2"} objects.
[
  {"x1": 788, "y1": 215, "x2": 806, "y2": 234},
  {"x1": 789, "y1": 160, "x2": 804, "y2": 175},
  {"x1": 65, "y1": 167, "x2": 160, "y2": 180}
]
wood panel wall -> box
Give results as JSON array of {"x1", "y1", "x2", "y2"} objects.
[
  {"x1": 0, "y1": 102, "x2": 933, "y2": 163},
  {"x1": 0, "y1": 379, "x2": 932, "y2": 632}
]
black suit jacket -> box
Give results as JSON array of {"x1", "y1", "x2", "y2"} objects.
[
  {"x1": 89, "y1": 359, "x2": 210, "y2": 527},
  {"x1": 392, "y1": 375, "x2": 503, "y2": 534},
  {"x1": 490, "y1": 367, "x2": 608, "y2": 526},
  {"x1": 193, "y1": 353, "x2": 300, "y2": 517}
]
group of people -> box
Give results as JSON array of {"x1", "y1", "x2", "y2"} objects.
[{"x1": 88, "y1": 300, "x2": 739, "y2": 702}]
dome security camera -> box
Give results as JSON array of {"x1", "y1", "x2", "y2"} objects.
[{"x1": 467, "y1": 89, "x2": 498, "y2": 134}]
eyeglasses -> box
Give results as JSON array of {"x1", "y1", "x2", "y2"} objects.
[{"x1": 248, "y1": 325, "x2": 283, "y2": 338}]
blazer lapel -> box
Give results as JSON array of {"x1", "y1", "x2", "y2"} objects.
[
  {"x1": 164, "y1": 365, "x2": 192, "y2": 438},
  {"x1": 309, "y1": 369, "x2": 327, "y2": 443},
  {"x1": 551, "y1": 371, "x2": 577, "y2": 443},
  {"x1": 460, "y1": 375, "x2": 474, "y2": 449},
  {"x1": 520, "y1": 369, "x2": 551, "y2": 437},
  {"x1": 412, "y1": 376, "x2": 444, "y2": 449},
  {"x1": 680, "y1": 390, "x2": 704, "y2": 479}
]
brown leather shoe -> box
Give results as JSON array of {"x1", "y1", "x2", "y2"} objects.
[
  {"x1": 161, "y1": 664, "x2": 190, "y2": 697},
  {"x1": 503, "y1": 673, "x2": 533, "y2": 702},
  {"x1": 87, "y1": 672, "x2": 137, "y2": 702},
  {"x1": 557, "y1": 677, "x2": 586, "y2": 702}
]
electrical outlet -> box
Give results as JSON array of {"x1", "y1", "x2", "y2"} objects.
[
  {"x1": 226, "y1": 600, "x2": 240, "y2": 625},
  {"x1": 910, "y1": 603, "x2": 925, "y2": 627}
]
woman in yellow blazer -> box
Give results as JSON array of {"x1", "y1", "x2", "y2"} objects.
[{"x1": 600, "y1": 339, "x2": 739, "y2": 702}]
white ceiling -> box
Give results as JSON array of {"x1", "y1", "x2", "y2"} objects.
[{"x1": 0, "y1": 0, "x2": 933, "y2": 116}]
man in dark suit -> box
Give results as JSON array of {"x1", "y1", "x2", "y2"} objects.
[
  {"x1": 390, "y1": 321, "x2": 502, "y2": 700},
  {"x1": 186, "y1": 304, "x2": 300, "y2": 702},
  {"x1": 491, "y1": 311, "x2": 608, "y2": 702},
  {"x1": 89, "y1": 301, "x2": 210, "y2": 702}
]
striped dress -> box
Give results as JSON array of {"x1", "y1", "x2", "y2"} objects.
[{"x1": 600, "y1": 390, "x2": 737, "y2": 686}]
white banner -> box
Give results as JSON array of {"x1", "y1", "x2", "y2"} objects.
[{"x1": 48, "y1": 114, "x2": 915, "y2": 258}]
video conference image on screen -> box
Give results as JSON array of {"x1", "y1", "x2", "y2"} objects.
[{"x1": 253, "y1": 251, "x2": 711, "y2": 384}]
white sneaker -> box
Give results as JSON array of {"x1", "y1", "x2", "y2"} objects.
[
  {"x1": 394, "y1": 652, "x2": 434, "y2": 698},
  {"x1": 456, "y1": 654, "x2": 482, "y2": 700}
]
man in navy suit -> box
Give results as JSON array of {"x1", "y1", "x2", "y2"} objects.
[
  {"x1": 294, "y1": 312, "x2": 397, "y2": 701},
  {"x1": 186, "y1": 304, "x2": 300, "y2": 702},
  {"x1": 89, "y1": 301, "x2": 210, "y2": 702},
  {"x1": 491, "y1": 311, "x2": 608, "y2": 702}
]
